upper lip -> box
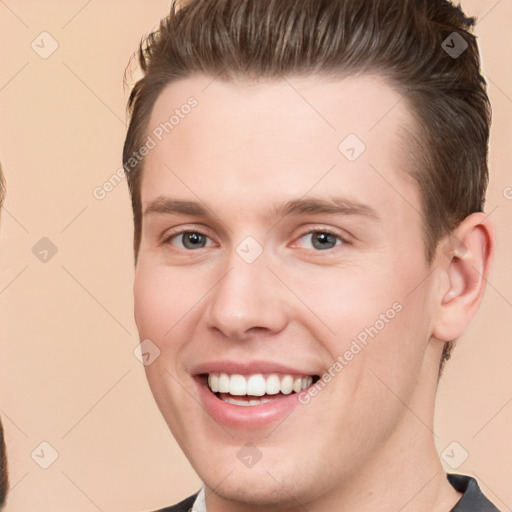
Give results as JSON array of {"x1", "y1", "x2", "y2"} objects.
[{"x1": 190, "y1": 360, "x2": 320, "y2": 377}]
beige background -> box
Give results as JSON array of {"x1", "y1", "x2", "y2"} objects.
[{"x1": 0, "y1": 1, "x2": 510, "y2": 511}]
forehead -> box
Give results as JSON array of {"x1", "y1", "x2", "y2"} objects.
[{"x1": 141, "y1": 74, "x2": 418, "y2": 219}]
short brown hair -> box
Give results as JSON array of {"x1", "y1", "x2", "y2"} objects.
[{"x1": 123, "y1": 0, "x2": 491, "y2": 368}]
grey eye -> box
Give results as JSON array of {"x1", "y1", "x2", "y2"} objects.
[
  {"x1": 300, "y1": 232, "x2": 341, "y2": 250},
  {"x1": 176, "y1": 232, "x2": 209, "y2": 249}
]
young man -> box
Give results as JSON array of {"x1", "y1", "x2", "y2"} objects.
[{"x1": 124, "y1": 1, "x2": 499, "y2": 510}]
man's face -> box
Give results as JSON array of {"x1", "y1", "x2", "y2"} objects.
[{"x1": 134, "y1": 75, "x2": 443, "y2": 506}]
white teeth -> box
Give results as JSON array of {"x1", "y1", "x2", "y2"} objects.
[
  {"x1": 208, "y1": 374, "x2": 219, "y2": 392},
  {"x1": 206, "y1": 372, "x2": 315, "y2": 398},
  {"x1": 218, "y1": 373, "x2": 230, "y2": 393},
  {"x1": 229, "y1": 374, "x2": 247, "y2": 396},
  {"x1": 302, "y1": 377, "x2": 312, "y2": 390},
  {"x1": 265, "y1": 374, "x2": 281, "y2": 395},
  {"x1": 247, "y1": 374, "x2": 266, "y2": 396},
  {"x1": 223, "y1": 396, "x2": 273, "y2": 406},
  {"x1": 280, "y1": 375, "x2": 294, "y2": 395}
]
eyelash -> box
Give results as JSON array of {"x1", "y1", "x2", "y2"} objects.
[{"x1": 162, "y1": 226, "x2": 347, "y2": 251}]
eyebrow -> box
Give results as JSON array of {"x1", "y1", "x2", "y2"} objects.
[
  {"x1": 143, "y1": 196, "x2": 379, "y2": 221},
  {"x1": 272, "y1": 197, "x2": 379, "y2": 221},
  {"x1": 144, "y1": 198, "x2": 210, "y2": 217}
]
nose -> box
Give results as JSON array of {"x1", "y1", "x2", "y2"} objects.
[{"x1": 204, "y1": 256, "x2": 290, "y2": 341}]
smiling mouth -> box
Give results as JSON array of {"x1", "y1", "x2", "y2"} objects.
[{"x1": 202, "y1": 372, "x2": 320, "y2": 406}]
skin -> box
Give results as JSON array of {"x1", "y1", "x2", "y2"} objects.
[{"x1": 133, "y1": 74, "x2": 494, "y2": 512}]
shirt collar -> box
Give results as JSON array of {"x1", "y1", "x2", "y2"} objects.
[{"x1": 191, "y1": 484, "x2": 207, "y2": 512}]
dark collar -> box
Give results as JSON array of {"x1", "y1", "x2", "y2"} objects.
[
  {"x1": 155, "y1": 474, "x2": 500, "y2": 512},
  {"x1": 448, "y1": 474, "x2": 500, "y2": 511}
]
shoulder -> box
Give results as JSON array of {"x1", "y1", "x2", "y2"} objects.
[{"x1": 150, "y1": 492, "x2": 199, "y2": 512}]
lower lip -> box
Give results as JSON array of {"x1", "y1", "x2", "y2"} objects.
[{"x1": 195, "y1": 377, "x2": 305, "y2": 429}]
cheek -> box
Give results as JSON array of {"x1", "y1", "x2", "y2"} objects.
[
  {"x1": 287, "y1": 265, "x2": 399, "y2": 335},
  {"x1": 133, "y1": 269, "x2": 167, "y2": 338},
  {"x1": 287, "y1": 262, "x2": 430, "y2": 371},
  {"x1": 133, "y1": 264, "x2": 201, "y2": 340},
  {"x1": 134, "y1": 267, "x2": 182, "y2": 349}
]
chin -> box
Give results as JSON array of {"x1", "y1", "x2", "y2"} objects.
[{"x1": 207, "y1": 474, "x2": 304, "y2": 508}]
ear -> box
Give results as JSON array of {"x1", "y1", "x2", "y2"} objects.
[{"x1": 432, "y1": 212, "x2": 495, "y2": 341}]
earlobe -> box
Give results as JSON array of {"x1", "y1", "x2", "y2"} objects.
[{"x1": 433, "y1": 213, "x2": 495, "y2": 342}]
